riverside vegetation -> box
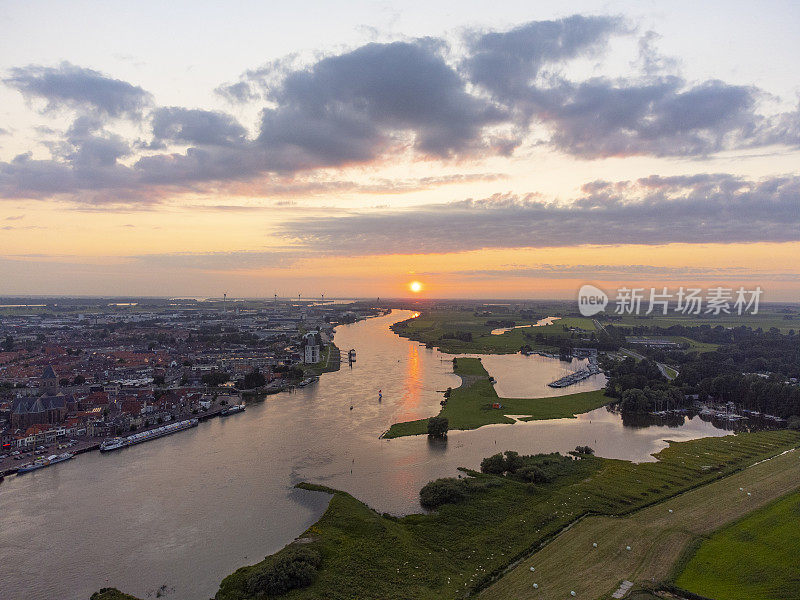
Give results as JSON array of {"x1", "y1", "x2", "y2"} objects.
[{"x1": 96, "y1": 429, "x2": 800, "y2": 600}]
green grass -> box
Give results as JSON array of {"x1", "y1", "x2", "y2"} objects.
[
  {"x1": 674, "y1": 490, "x2": 800, "y2": 600},
  {"x1": 392, "y1": 310, "x2": 596, "y2": 354},
  {"x1": 99, "y1": 430, "x2": 800, "y2": 600},
  {"x1": 383, "y1": 357, "x2": 610, "y2": 438},
  {"x1": 606, "y1": 310, "x2": 799, "y2": 334}
]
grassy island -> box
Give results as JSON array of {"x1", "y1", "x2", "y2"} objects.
[{"x1": 384, "y1": 357, "x2": 610, "y2": 438}]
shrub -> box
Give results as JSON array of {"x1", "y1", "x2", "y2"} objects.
[
  {"x1": 788, "y1": 415, "x2": 800, "y2": 431},
  {"x1": 480, "y1": 453, "x2": 506, "y2": 474},
  {"x1": 246, "y1": 546, "x2": 322, "y2": 596},
  {"x1": 574, "y1": 445, "x2": 595, "y2": 455},
  {"x1": 419, "y1": 478, "x2": 467, "y2": 508}
]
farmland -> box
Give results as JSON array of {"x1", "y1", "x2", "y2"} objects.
[
  {"x1": 479, "y1": 442, "x2": 800, "y2": 600},
  {"x1": 674, "y1": 489, "x2": 800, "y2": 600}
]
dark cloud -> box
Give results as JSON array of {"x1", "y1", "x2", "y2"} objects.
[
  {"x1": 3, "y1": 62, "x2": 152, "y2": 118},
  {"x1": 256, "y1": 40, "x2": 506, "y2": 166},
  {"x1": 277, "y1": 174, "x2": 800, "y2": 255},
  {"x1": 463, "y1": 15, "x2": 625, "y2": 99},
  {"x1": 537, "y1": 77, "x2": 762, "y2": 158},
  {"x1": 151, "y1": 107, "x2": 248, "y2": 146}
]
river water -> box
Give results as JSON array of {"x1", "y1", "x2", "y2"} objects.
[{"x1": 0, "y1": 310, "x2": 729, "y2": 600}]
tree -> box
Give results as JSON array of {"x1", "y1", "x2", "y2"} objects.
[
  {"x1": 201, "y1": 371, "x2": 230, "y2": 387},
  {"x1": 243, "y1": 368, "x2": 266, "y2": 389},
  {"x1": 73, "y1": 375, "x2": 86, "y2": 385},
  {"x1": 427, "y1": 416, "x2": 448, "y2": 438}
]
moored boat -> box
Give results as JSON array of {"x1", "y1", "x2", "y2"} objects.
[
  {"x1": 220, "y1": 403, "x2": 246, "y2": 416},
  {"x1": 17, "y1": 452, "x2": 74, "y2": 474}
]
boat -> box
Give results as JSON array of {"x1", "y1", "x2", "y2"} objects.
[
  {"x1": 297, "y1": 376, "x2": 319, "y2": 388},
  {"x1": 17, "y1": 452, "x2": 74, "y2": 474},
  {"x1": 220, "y1": 403, "x2": 246, "y2": 416},
  {"x1": 348, "y1": 349, "x2": 356, "y2": 363},
  {"x1": 100, "y1": 418, "x2": 199, "y2": 453},
  {"x1": 100, "y1": 437, "x2": 126, "y2": 452}
]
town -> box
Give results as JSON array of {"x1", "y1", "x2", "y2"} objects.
[{"x1": 0, "y1": 298, "x2": 380, "y2": 476}]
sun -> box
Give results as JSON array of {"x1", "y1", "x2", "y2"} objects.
[{"x1": 409, "y1": 281, "x2": 423, "y2": 293}]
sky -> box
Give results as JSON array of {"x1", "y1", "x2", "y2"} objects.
[{"x1": 0, "y1": 1, "x2": 799, "y2": 300}]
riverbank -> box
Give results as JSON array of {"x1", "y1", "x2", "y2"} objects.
[
  {"x1": 96, "y1": 430, "x2": 800, "y2": 600},
  {"x1": 390, "y1": 310, "x2": 597, "y2": 354},
  {"x1": 383, "y1": 357, "x2": 610, "y2": 438}
]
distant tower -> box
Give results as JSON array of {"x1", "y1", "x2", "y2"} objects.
[
  {"x1": 274, "y1": 293, "x2": 278, "y2": 304},
  {"x1": 41, "y1": 365, "x2": 58, "y2": 395},
  {"x1": 223, "y1": 293, "x2": 227, "y2": 310}
]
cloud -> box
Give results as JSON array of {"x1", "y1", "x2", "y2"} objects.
[
  {"x1": 151, "y1": 107, "x2": 248, "y2": 146},
  {"x1": 463, "y1": 15, "x2": 625, "y2": 99},
  {"x1": 276, "y1": 174, "x2": 800, "y2": 255},
  {"x1": 536, "y1": 77, "x2": 763, "y2": 158},
  {"x1": 4, "y1": 61, "x2": 152, "y2": 118},
  {"x1": 421, "y1": 264, "x2": 800, "y2": 282},
  {"x1": 255, "y1": 40, "x2": 506, "y2": 166},
  {"x1": 2, "y1": 17, "x2": 799, "y2": 205}
]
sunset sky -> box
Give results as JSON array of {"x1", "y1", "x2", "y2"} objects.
[{"x1": 1, "y1": 1, "x2": 799, "y2": 299}]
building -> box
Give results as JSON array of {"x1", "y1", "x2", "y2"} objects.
[
  {"x1": 302, "y1": 331, "x2": 322, "y2": 364},
  {"x1": 10, "y1": 393, "x2": 71, "y2": 429},
  {"x1": 41, "y1": 365, "x2": 59, "y2": 395}
]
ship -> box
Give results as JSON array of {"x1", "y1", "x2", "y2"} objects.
[
  {"x1": 220, "y1": 403, "x2": 246, "y2": 416},
  {"x1": 348, "y1": 349, "x2": 357, "y2": 363},
  {"x1": 100, "y1": 418, "x2": 199, "y2": 453},
  {"x1": 17, "y1": 452, "x2": 74, "y2": 474}
]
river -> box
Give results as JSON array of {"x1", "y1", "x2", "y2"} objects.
[{"x1": 0, "y1": 310, "x2": 730, "y2": 600}]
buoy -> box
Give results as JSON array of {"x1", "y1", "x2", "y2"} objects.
[
  {"x1": 592, "y1": 542, "x2": 597, "y2": 548},
  {"x1": 626, "y1": 545, "x2": 631, "y2": 551},
  {"x1": 350, "y1": 405, "x2": 353, "y2": 410}
]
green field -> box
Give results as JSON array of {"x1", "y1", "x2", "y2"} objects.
[
  {"x1": 383, "y1": 357, "x2": 610, "y2": 438},
  {"x1": 674, "y1": 490, "x2": 800, "y2": 600},
  {"x1": 393, "y1": 310, "x2": 597, "y2": 354},
  {"x1": 97, "y1": 430, "x2": 800, "y2": 600},
  {"x1": 605, "y1": 310, "x2": 799, "y2": 334}
]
